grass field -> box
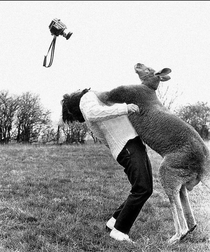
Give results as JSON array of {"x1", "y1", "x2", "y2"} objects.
[{"x1": 0, "y1": 144, "x2": 209, "y2": 252}]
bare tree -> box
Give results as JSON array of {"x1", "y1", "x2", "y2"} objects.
[
  {"x1": 59, "y1": 121, "x2": 88, "y2": 144},
  {"x1": 157, "y1": 83, "x2": 182, "y2": 110},
  {"x1": 0, "y1": 91, "x2": 19, "y2": 144},
  {"x1": 38, "y1": 125, "x2": 57, "y2": 144},
  {"x1": 14, "y1": 92, "x2": 51, "y2": 143}
]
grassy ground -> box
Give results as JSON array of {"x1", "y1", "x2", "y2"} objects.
[{"x1": 0, "y1": 144, "x2": 209, "y2": 252}]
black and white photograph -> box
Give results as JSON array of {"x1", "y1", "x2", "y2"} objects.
[{"x1": 0, "y1": 1, "x2": 210, "y2": 251}]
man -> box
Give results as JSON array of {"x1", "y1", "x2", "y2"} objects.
[{"x1": 62, "y1": 88, "x2": 153, "y2": 243}]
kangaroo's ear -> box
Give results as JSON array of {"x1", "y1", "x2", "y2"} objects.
[
  {"x1": 159, "y1": 75, "x2": 171, "y2": 82},
  {"x1": 155, "y1": 68, "x2": 171, "y2": 82},
  {"x1": 155, "y1": 68, "x2": 171, "y2": 76}
]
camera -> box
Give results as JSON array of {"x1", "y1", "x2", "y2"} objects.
[
  {"x1": 49, "y1": 18, "x2": 73, "y2": 40},
  {"x1": 43, "y1": 18, "x2": 73, "y2": 67}
]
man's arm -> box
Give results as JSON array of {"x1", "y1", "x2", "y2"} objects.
[{"x1": 80, "y1": 91, "x2": 139, "y2": 122}]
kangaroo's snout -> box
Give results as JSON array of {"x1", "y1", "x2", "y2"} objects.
[
  {"x1": 134, "y1": 63, "x2": 155, "y2": 75},
  {"x1": 134, "y1": 63, "x2": 144, "y2": 70}
]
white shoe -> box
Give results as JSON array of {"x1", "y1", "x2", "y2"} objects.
[
  {"x1": 106, "y1": 217, "x2": 116, "y2": 230},
  {"x1": 110, "y1": 228, "x2": 134, "y2": 243}
]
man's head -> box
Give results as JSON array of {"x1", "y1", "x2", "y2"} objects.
[{"x1": 62, "y1": 89, "x2": 90, "y2": 123}]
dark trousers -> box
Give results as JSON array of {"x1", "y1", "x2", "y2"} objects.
[{"x1": 113, "y1": 136, "x2": 153, "y2": 234}]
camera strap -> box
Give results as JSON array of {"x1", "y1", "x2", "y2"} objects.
[{"x1": 43, "y1": 36, "x2": 57, "y2": 68}]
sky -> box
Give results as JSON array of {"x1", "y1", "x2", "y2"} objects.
[{"x1": 0, "y1": 1, "x2": 210, "y2": 122}]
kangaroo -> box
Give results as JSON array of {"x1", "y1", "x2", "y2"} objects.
[{"x1": 97, "y1": 63, "x2": 210, "y2": 244}]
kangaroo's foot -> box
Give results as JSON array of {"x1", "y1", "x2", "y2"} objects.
[
  {"x1": 188, "y1": 224, "x2": 197, "y2": 234},
  {"x1": 167, "y1": 225, "x2": 197, "y2": 245},
  {"x1": 167, "y1": 229, "x2": 189, "y2": 245}
]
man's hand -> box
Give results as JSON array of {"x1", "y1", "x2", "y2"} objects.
[{"x1": 127, "y1": 104, "x2": 139, "y2": 114}]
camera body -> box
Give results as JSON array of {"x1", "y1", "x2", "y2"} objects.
[{"x1": 49, "y1": 18, "x2": 73, "y2": 40}]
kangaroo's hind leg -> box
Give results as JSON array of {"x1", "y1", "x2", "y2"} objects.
[
  {"x1": 159, "y1": 162, "x2": 189, "y2": 245},
  {"x1": 180, "y1": 185, "x2": 197, "y2": 233}
]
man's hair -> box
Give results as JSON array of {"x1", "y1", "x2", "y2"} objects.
[{"x1": 62, "y1": 89, "x2": 90, "y2": 123}]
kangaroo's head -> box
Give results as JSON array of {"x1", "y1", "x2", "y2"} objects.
[{"x1": 134, "y1": 63, "x2": 171, "y2": 90}]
